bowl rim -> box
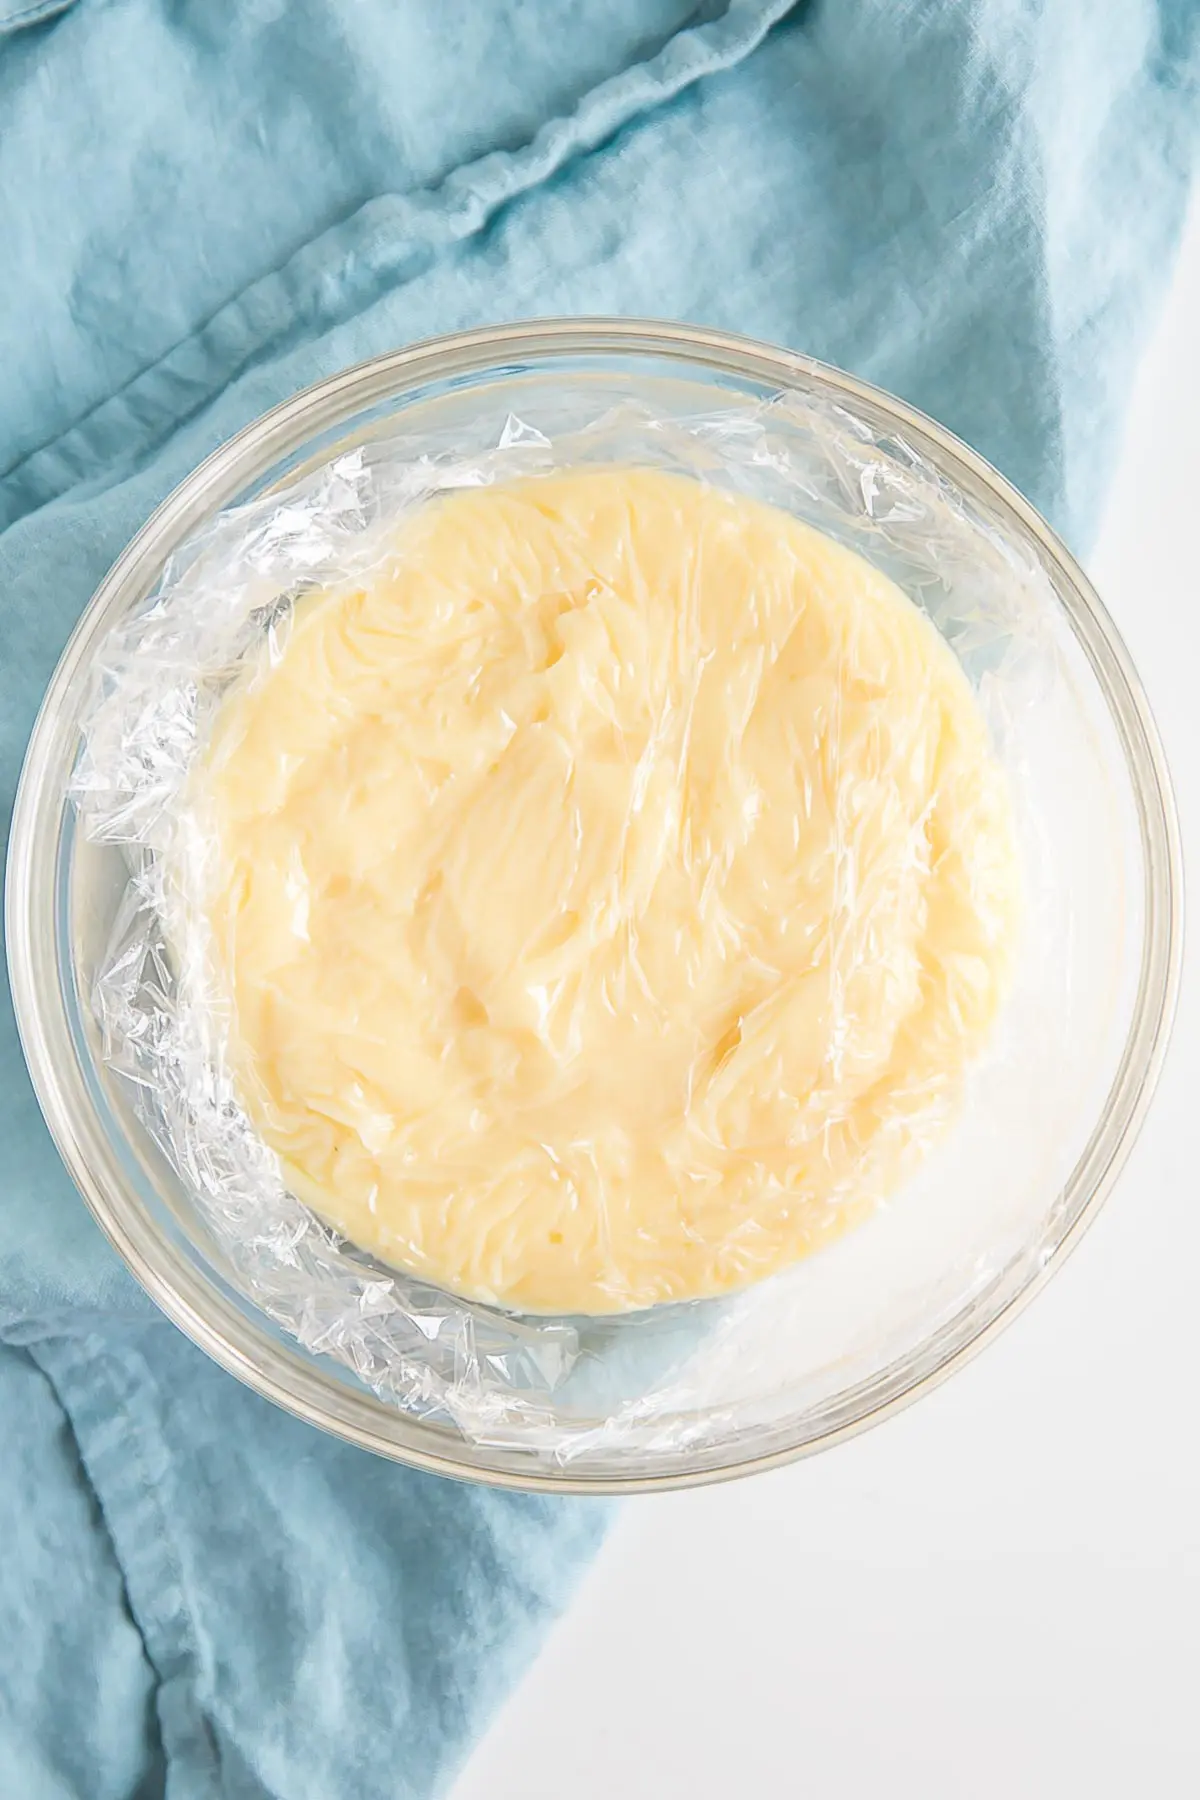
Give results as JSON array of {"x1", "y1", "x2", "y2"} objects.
[{"x1": 5, "y1": 315, "x2": 1185, "y2": 1493}]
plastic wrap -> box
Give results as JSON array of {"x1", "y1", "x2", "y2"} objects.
[{"x1": 72, "y1": 397, "x2": 1051, "y2": 1459}]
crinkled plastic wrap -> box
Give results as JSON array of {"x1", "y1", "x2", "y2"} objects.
[{"x1": 72, "y1": 397, "x2": 1060, "y2": 1461}]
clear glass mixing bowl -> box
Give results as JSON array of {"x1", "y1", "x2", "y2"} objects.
[{"x1": 5, "y1": 320, "x2": 1182, "y2": 1492}]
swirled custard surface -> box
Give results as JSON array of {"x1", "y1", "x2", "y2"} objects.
[{"x1": 192, "y1": 468, "x2": 1020, "y2": 1314}]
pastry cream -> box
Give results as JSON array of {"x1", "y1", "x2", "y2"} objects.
[{"x1": 190, "y1": 467, "x2": 1020, "y2": 1314}]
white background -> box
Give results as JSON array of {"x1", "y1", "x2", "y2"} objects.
[{"x1": 452, "y1": 198, "x2": 1200, "y2": 1800}]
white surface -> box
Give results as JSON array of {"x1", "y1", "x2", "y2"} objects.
[{"x1": 452, "y1": 203, "x2": 1200, "y2": 1800}]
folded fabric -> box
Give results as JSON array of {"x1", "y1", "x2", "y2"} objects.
[{"x1": 1, "y1": 3, "x2": 1197, "y2": 1797}]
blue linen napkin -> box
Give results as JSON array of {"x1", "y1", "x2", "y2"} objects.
[{"x1": 1, "y1": 3, "x2": 1197, "y2": 1796}]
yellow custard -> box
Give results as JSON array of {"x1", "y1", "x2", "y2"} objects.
[{"x1": 189, "y1": 468, "x2": 1020, "y2": 1314}]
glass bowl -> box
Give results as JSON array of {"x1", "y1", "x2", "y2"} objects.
[{"x1": 5, "y1": 320, "x2": 1182, "y2": 1492}]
